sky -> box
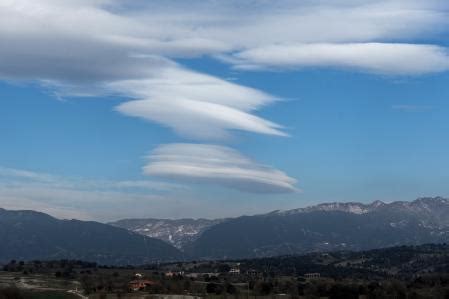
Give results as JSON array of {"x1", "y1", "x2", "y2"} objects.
[{"x1": 1, "y1": 0, "x2": 449, "y2": 221}]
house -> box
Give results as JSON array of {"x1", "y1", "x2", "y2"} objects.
[
  {"x1": 128, "y1": 279, "x2": 157, "y2": 292},
  {"x1": 185, "y1": 272, "x2": 219, "y2": 279},
  {"x1": 229, "y1": 267, "x2": 240, "y2": 275},
  {"x1": 304, "y1": 273, "x2": 320, "y2": 279},
  {"x1": 165, "y1": 271, "x2": 184, "y2": 277}
]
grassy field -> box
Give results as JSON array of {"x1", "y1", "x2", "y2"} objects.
[
  {"x1": 21, "y1": 290, "x2": 80, "y2": 299},
  {"x1": 0, "y1": 271, "x2": 84, "y2": 298}
]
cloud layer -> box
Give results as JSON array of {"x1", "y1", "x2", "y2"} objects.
[
  {"x1": 1, "y1": 0, "x2": 448, "y2": 82},
  {"x1": 1, "y1": 0, "x2": 449, "y2": 194},
  {"x1": 144, "y1": 144, "x2": 298, "y2": 193}
]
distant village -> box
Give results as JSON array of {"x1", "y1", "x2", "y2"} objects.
[{"x1": 128, "y1": 263, "x2": 321, "y2": 293}]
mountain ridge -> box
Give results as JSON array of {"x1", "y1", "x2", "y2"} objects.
[
  {"x1": 0, "y1": 208, "x2": 182, "y2": 265},
  {"x1": 273, "y1": 196, "x2": 449, "y2": 215},
  {"x1": 186, "y1": 197, "x2": 449, "y2": 259}
]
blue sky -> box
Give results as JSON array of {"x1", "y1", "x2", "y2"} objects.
[{"x1": 1, "y1": 1, "x2": 449, "y2": 221}]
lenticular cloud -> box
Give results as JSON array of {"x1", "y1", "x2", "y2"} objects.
[
  {"x1": 113, "y1": 65, "x2": 286, "y2": 140},
  {"x1": 143, "y1": 143, "x2": 298, "y2": 193}
]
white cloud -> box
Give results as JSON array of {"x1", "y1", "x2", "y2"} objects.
[
  {"x1": 392, "y1": 104, "x2": 434, "y2": 112},
  {"x1": 144, "y1": 143, "x2": 298, "y2": 193},
  {"x1": 223, "y1": 43, "x2": 449, "y2": 75},
  {"x1": 0, "y1": 0, "x2": 448, "y2": 141}
]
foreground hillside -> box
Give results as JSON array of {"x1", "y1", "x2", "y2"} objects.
[
  {"x1": 1, "y1": 244, "x2": 449, "y2": 298},
  {"x1": 234, "y1": 243, "x2": 449, "y2": 279},
  {"x1": 0, "y1": 208, "x2": 181, "y2": 265}
]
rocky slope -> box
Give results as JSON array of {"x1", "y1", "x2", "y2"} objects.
[{"x1": 109, "y1": 218, "x2": 223, "y2": 249}]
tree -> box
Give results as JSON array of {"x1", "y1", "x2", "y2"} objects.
[
  {"x1": 226, "y1": 283, "x2": 237, "y2": 295},
  {"x1": 206, "y1": 283, "x2": 223, "y2": 294},
  {"x1": 329, "y1": 285, "x2": 358, "y2": 299},
  {"x1": 80, "y1": 275, "x2": 95, "y2": 295},
  {"x1": 0, "y1": 287, "x2": 24, "y2": 299},
  {"x1": 254, "y1": 281, "x2": 273, "y2": 295}
]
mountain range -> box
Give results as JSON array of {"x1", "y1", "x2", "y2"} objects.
[{"x1": 1, "y1": 197, "x2": 449, "y2": 263}]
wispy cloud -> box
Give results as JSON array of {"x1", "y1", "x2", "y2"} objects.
[
  {"x1": 0, "y1": 166, "x2": 187, "y2": 221},
  {"x1": 0, "y1": 166, "x2": 185, "y2": 192},
  {"x1": 392, "y1": 104, "x2": 434, "y2": 112},
  {"x1": 144, "y1": 144, "x2": 298, "y2": 193},
  {"x1": 223, "y1": 43, "x2": 449, "y2": 75},
  {"x1": 0, "y1": 166, "x2": 55, "y2": 182}
]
